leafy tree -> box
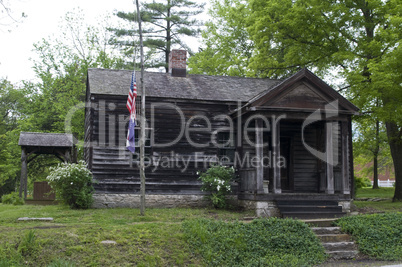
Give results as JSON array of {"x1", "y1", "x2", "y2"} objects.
[
  {"x1": 354, "y1": 115, "x2": 393, "y2": 188},
  {"x1": 109, "y1": 0, "x2": 205, "y2": 72},
  {"x1": 246, "y1": 0, "x2": 401, "y2": 201},
  {"x1": 192, "y1": 0, "x2": 402, "y2": 200},
  {"x1": 188, "y1": 0, "x2": 253, "y2": 76},
  {"x1": 31, "y1": 10, "x2": 125, "y2": 139},
  {"x1": 0, "y1": 10, "x2": 125, "y2": 196},
  {"x1": 0, "y1": 79, "x2": 34, "y2": 195}
]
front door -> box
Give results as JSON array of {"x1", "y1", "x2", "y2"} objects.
[
  {"x1": 266, "y1": 136, "x2": 293, "y2": 192},
  {"x1": 280, "y1": 137, "x2": 293, "y2": 192}
]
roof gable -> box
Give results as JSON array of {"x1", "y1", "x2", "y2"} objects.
[{"x1": 248, "y1": 68, "x2": 359, "y2": 114}]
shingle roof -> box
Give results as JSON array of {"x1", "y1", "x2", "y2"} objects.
[
  {"x1": 87, "y1": 68, "x2": 282, "y2": 102},
  {"x1": 19, "y1": 132, "x2": 74, "y2": 147}
]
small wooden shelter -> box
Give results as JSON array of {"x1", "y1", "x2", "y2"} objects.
[{"x1": 18, "y1": 132, "x2": 74, "y2": 199}]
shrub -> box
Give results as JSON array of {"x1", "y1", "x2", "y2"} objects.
[
  {"x1": 183, "y1": 218, "x2": 326, "y2": 266},
  {"x1": 355, "y1": 176, "x2": 372, "y2": 189},
  {"x1": 46, "y1": 161, "x2": 94, "y2": 209},
  {"x1": 1, "y1": 192, "x2": 24, "y2": 205},
  {"x1": 335, "y1": 213, "x2": 402, "y2": 260},
  {"x1": 198, "y1": 165, "x2": 235, "y2": 209}
]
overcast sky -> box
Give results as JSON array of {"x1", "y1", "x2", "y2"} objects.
[{"x1": 0, "y1": 0, "x2": 206, "y2": 84}]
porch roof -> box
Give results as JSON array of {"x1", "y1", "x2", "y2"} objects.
[{"x1": 234, "y1": 68, "x2": 359, "y2": 116}]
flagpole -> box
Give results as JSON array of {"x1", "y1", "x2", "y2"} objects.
[{"x1": 135, "y1": 0, "x2": 146, "y2": 216}]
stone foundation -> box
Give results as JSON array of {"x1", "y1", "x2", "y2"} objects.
[
  {"x1": 338, "y1": 200, "x2": 351, "y2": 213},
  {"x1": 238, "y1": 200, "x2": 281, "y2": 218},
  {"x1": 92, "y1": 194, "x2": 211, "y2": 208}
]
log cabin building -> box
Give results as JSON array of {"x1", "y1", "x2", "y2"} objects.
[{"x1": 85, "y1": 50, "x2": 359, "y2": 218}]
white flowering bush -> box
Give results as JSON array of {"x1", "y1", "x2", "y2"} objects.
[
  {"x1": 198, "y1": 165, "x2": 235, "y2": 209},
  {"x1": 46, "y1": 160, "x2": 94, "y2": 209}
]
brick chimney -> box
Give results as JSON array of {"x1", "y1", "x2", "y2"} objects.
[{"x1": 169, "y1": 49, "x2": 187, "y2": 77}]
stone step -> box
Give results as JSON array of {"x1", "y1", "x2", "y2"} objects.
[
  {"x1": 317, "y1": 234, "x2": 351, "y2": 242},
  {"x1": 311, "y1": 226, "x2": 359, "y2": 260},
  {"x1": 302, "y1": 218, "x2": 337, "y2": 227},
  {"x1": 311, "y1": 227, "x2": 342, "y2": 235},
  {"x1": 326, "y1": 250, "x2": 359, "y2": 260},
  {"x1": 322, "y1": 242, "x2": 356, "y2": 252}
]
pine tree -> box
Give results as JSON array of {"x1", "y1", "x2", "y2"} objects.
[{"x1": 109, "y1": 0, "x2": 205, "y2": 72}]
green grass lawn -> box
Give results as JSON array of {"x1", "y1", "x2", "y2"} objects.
[
  {"x1": 0, "y1": 205, "x2": 254, "y2": 266},
  {"x1": 354, "y1": 187, "x2": 402, "y2": 213},
  {"x1": 355, "y1": 187, "x2": 395, "y2": 199}
]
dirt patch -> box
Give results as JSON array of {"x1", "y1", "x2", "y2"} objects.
[
  {"x1": 356, "y1": 206, "x2": 385, "y2": 214},
  {"x1": 30, "y1": 225, "x2": 66, "y2": 230}
]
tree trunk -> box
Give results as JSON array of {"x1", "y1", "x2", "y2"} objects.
[
  {"x1": 373, "y1": 154, "x2": 379, "y2": 189},
  {"x1": 165, "y1": 2, "x2": 171, "y2": 73},
  {"x1": 385, "y1": 121, "x2": 402, "y2": 201},
  {"x1": 373, "y1": 119, "x2": 380, "y2": 189}
]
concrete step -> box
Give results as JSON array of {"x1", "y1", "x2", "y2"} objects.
[
  {"x1": 278, "y1": 205, "x2": 343, "y2": 213},
  {"x1": 302, "y1": 218, "x2": 337, "y2": 227},
  {"x1": 326, "y1": 250, "x2": 359, "y2": 260},
  {"x1": 277, "y1": 200, "x2": 339, "y2": 206},
  {"x1": 322, "y1": 242, "x2": 356, "y2": 252},
  {"x1": 317, "y1": 234, "x2": 351, "y2": 242},
  {"x1": 311, "y1": 227, "x2": 342, "y2": 235},
  {"x1": 282, "y1": 212, "x2": 346, "y2": 219}
]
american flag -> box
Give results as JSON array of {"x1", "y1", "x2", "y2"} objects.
[
  {"x1": 126, "y1": 71, "x2": 137, "y2": 116},
  {"x1": 126, "y1": 71, "x2": 137, "y2": 153}
]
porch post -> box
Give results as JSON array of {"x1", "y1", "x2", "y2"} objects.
[
  {"x1": 272, "y1": 117, "x2": 281, "y2": 194},
  {"x1": 255, "y1": 119, "x2": 264, "y2": 193},
  {"x1": 326, "y1": 122, "x2": 335, "y2": 194},
  {"x1": 341, "y1": 121, "x2": 351, "y2": 194},
  {"x1": 20, "y1": 148, "x2": 27, "y2": 199}
]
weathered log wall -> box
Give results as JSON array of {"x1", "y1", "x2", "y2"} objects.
[{"x1": 85, "y1": 94, "x2": 238, "y2": 194}]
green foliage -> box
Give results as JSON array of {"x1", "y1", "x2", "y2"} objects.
[
  {"x1": 47, "y1": 259, "x2": 76, "y2": 267},
  {"x1": 0, "y1": 205, "x2": 254, "y2": 266},
  {"x1": 198, "y1": 165, "x2": 235, "y2": 209},
  {"x1": 183, "y1": 218, "x2": 326, "y2": 266},
  {"x1": 0, "y1": 10, "x2": 126, "y2": 197},
  {"x1": 188, "y1": 0, "x2": 253, "y2": 76},
  {"x1": 1, "y1": 192, "x2": 24, "y2": 205},
  {"x1": 354, "y1": 117, "x2": 393, "y2": 184},
  {"x1": 47, "y1": 161, "x2": 94, "y2": 209},
  {"x1": 109, "y1": 0, "x2": 205, "y2": 71},
  {"x1": 0, "y1": 242, "x2": 23, "y2": 266},
  {"x1": 0, "y1": 80, "x2": 32, "y2": 190},
  {"x1": 193, "y1": 0, "x2": 402, "y2": 200},
  {"x1": 18, "y1": 230, "x2": 39, "y2": 257},
  {"x1": 355, "y1": 176, "x2": 372, "y2": 189},
  {"x1": 336, "y1": 213, "x2": 402, "y2": 260}
]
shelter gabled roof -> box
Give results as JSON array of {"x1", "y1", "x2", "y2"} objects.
[
  {"x1": 19, "y1": 132, "x2": 74, "y2": 148},
  {"x1": 87, "y1": 68, "x2": 281, "y2": 102}
]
